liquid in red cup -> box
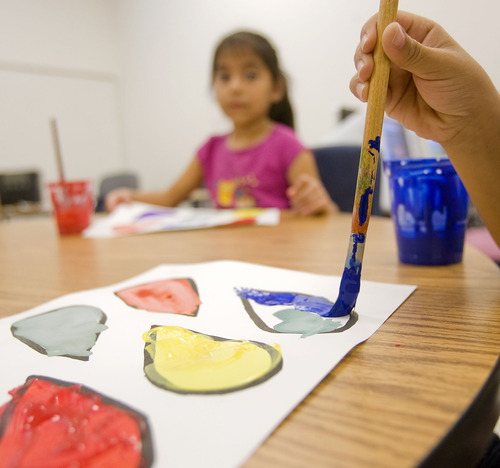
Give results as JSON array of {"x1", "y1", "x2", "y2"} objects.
[{"x1": 48, "y1": 180, "x2": 94, "y2": 235}]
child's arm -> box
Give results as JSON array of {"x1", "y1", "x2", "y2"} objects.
[
  {"x1": 286, "y1": 150, "x2": 337, "y2": 216},
  {"x1": 105, "y1": 157, "x2": 204, "y2": 212},
  {"x1": 351, "y1": 11, "x2": 500, "y2": 243}
]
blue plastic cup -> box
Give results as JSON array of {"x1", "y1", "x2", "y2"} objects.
[{"x1": 384, "y1": 158, "x2": 469, "y2": 265}]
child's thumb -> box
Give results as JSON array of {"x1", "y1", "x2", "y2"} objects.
[{"x1": 382, "y1": 22, "x2": 437, "y2": 77}]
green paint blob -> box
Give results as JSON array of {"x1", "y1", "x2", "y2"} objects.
[
  {"x1": 11, "y1": 305, "x2": 108, "y2": 360},
  {"x1": 273, "y1": 308, "x2": 342, "y2": 338}
]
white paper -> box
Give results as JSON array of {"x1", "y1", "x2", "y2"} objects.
[
  {"x1": 0, "y1": 261, "x2": 416, "y2": 467},
  {"x1": 83, "y1": 202, "x2": 280, "y2": 238}
]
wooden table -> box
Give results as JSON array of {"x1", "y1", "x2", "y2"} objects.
[{"x1": 1, "y1": 212, "x2": 499, "y2": 467}]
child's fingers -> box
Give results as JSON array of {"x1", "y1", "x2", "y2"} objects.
[
  {"x1": 105, "y1": 189, "x2": 132, "y2": 212},
  {"x1": 287, "y1": 175, "x2": 312, "y2": 207},
  {"x1": 350, "y1": 76, "x2": 369, "y2": 102},
  {"x1": 350, "y1": 17, "x2": 377, "y2": 103},
  {"x1": 288, "y1": 175, "x2": 328, "y2": 215},
  {"x1": 359, "y1": 15, "x2": 378, "y2": 53}
]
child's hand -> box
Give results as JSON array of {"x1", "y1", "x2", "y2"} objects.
[
  {"x1": 351, "y1": 11, "x2": 500, "y2": 243},
  {"x1": 350, "y1": 11, "x2": 498, "y2": 148},
  {"x1": 286, "y1": 174, "x2": 336, "y2": 216},
  {"x1": 105, "y1": 188, "x2": 134, "y2": 213}
]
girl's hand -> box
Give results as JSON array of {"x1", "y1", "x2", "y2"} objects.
[
  {"x1": 350, "y1": 11, "x2": 498, "y2": 149},
  {"x1": 286, "y1": 174, "x2": 336, "y2": 216},
  {"x1": 105, "y1": 188, "x2": 134, "y2": 213}
]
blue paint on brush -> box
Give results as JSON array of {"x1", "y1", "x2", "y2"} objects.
[
  {"x1": 358, "y1": 186, "x2": 373, "y2": 226},
  {"x1": 327, "y1": 136, "x2": 379, "y2": 317},
  {"x1": 326, "y1": 233, "x2": 365, "y2": 317},
  {"x1": 368, "y1": 136, "x2": 380, "y2": 156},
  {"x1": 235, "y1": 288, "x2": 333, "y2": 317}
]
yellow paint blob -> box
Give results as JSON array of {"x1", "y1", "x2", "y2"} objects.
[{"x1": 142, "y1": 326, "x2": 282, "y2": 393}]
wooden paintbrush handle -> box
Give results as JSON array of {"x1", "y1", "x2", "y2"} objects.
[
  {"x1": 329, "y1": 0, "x2": 400, "y2": 318},
  {"x1": 50, "y1": 118, "x2": 66, "y2": 183},
  {"x1": 352, "y1": 0, "x2": 399, "y2": 235}
]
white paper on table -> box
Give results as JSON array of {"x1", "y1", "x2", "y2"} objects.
[
  {"x1": 0, "y1": 261, "x2": 416, "y2": 468},
  {"x1": 83, "y1": 202, "x2": 280, "y2": 238}
]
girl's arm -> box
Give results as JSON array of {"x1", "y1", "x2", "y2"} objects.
[
  {"x1": 105, "y1": 156, "x2": 204, "y2": 212},
  {"x1": 286, "y1": 150, "x2": 337, "y2": 216}
]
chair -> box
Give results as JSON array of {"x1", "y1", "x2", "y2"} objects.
[
  {"x1": 312, "y1": 145, "x2": 383, "y2": 216},
  {"x1": 95, "y1": 172, "x2": 139, "y2": 212},
  {"x1": 0, "y1": 171, "x2": 40, "y2": 205},
  {"x1": 0, "y1": 171, "x2": 41, "y2": 219}
]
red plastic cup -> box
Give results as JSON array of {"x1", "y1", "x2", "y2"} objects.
[{"x1": 48, "y1": 180, "x2": 94, "y2": 235}]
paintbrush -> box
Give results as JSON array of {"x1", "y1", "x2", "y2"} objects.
[
  {"x1": 50, "y1": 118, "x2": 66, "y2": 183},
  {"x1": 328, "y1": 0, "x2": 399, "y2": 317}
]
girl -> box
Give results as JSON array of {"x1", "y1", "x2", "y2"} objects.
[{"x1": 106, "y1": 31, "x2": 335, "y2": 215}]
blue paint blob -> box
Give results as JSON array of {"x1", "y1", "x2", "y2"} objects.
[
  {"x1": 137, "y1": 209, "x2": 175, "y2": 220},
  {"x1": 369, "y1": 136, "x2": 380, "y2": 152},
  {"x1": 235, "y1": 288, "x2": 333, "y2": 317},
  {"x1": 235, "y1": 289, "x2": 296, "y2": 306}
]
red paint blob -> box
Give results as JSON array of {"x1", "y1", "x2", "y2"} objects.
[
  {"x1": 115, "y1": 278, "x2": 201, "y2": 315},
  {"x1": 0, "y1": 377, "x2": 152, "y2": 467}
]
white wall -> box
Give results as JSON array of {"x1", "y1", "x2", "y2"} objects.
[
  {"x1": 1, "y1": 0, "x2": 499, "y2": 197},
  {"x1": 0, "y1": 0, "x2": 124, "y2": 205},
  {"x1": 114, "y1": 0, "x2": 500, "y2": 191},
  {"x1": 114, "y1": 0, "x2": 380, "y2": 190}
]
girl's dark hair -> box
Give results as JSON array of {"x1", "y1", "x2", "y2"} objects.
[{"x1": 212, "y1": 31, "x2": 294, "y2": 129}]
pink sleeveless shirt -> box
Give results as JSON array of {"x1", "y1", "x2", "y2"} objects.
[{"x1": 197, "y1": 123, "x2": 305, "y2": 209}]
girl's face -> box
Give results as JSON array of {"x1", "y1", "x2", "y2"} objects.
[{"x1": 213, "y1": 48, "x2": 283, "y2": 129}]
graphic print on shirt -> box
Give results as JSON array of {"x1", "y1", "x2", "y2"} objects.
[{"x1": 217, "y1": 174, "x2": 258, "y2": 208}]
